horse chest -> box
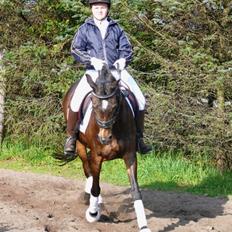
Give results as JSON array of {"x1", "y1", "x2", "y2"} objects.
[{"x1": 97, "y1": 139, "x2": 121, "y2": 160}]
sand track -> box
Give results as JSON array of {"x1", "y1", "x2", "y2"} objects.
[{"x1": 0, "y1": 169, "x2": 231, "y2": 232}]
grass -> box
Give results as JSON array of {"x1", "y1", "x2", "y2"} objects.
[
  {"x1": 0, "y1": 140, "x2": 231, "y2": 197},
  {"x1": 101, "y1": 153, "x2": 232, "y2": 197}
]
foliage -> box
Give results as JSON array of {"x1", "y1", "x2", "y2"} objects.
[
  {"x1": 1, "y1": 0, "x2": 232, "y2": 169},
  {"x1": 113, "y1": 0, "x2": 232, "y2": 169}
]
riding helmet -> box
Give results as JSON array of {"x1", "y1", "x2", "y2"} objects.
[{"x1": 89, "y1": 0, "x2": 111, "y2": 7}]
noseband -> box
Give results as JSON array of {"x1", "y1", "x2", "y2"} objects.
[{"x1": 91, "y1": 87, "x2": 121, "y2": 129}]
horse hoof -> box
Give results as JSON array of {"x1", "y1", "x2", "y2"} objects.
[
  {"x1": 140, "y1": 228, "x2": 151, "y2": 232},
  {"x1": 85, "y1": 207, "x2": 101, "y2": 223}
]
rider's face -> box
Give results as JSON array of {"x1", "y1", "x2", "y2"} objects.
[{"x1": 91, "y1": 3, "x2": 109, "y2": 21}]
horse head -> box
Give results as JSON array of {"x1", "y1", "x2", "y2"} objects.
[{"x1": 86, "y1": 64, "x2": 121, "y2": 145}]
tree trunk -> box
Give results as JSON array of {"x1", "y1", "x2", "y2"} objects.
[{"x1": 0, "y1": 51, "x2": 5, "y2": 144}]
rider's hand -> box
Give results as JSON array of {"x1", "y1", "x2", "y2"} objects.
[
  {"x1": 90, "y1": 57, "x2": 105, "y2": 71},
  {"x1": 113, "y1": 58, "x2": 126, "y2": 71}
]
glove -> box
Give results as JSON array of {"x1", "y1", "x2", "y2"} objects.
[
  {"x1": 90, "y1": 57, "x2": 105, "y2": 71},
  {"x1": 113, "y1": 58, "x2": 126, "y2": 71}
]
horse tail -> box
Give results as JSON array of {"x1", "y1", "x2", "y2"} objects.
[{"x1": 52, "y1": 149, "x2": 78, "y2": 166}]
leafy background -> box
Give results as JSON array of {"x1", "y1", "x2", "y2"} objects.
[{"x1": 1, "y1": 0, "x2": 232, "y2": 169}]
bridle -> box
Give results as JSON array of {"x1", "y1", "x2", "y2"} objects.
[{"x1": 91, "y1": 85, "x2": 121, "y2": 129}]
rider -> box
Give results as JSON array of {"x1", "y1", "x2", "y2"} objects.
[{"x1": 64, "y1": 0, "x2": 152, "y2": 156}]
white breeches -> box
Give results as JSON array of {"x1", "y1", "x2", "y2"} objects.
[{"x1": 70, "y1": 69, "x2": 146, "y2": 112}]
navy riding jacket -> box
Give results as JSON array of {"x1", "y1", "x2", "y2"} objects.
[{"x1": 71, "y1": 17, "x2": 133, "y2": 70}]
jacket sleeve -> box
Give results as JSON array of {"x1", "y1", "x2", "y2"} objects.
[
  {"x1": 118, "y1": 29, "x2": 133, "y2": 66},
  {"x1": 71, "y1": 26, "x2": 91, "y2": 65}
]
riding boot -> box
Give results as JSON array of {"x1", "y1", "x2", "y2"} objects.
[
  {"x1": 64, "y1": 108, "x2": 79, "y2": 158},
  {"x1": 135, "y1": 110, "x2": 152, "y2": 154}
]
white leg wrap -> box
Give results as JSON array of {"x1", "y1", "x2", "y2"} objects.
[
  {"x1": 89, "y1": 194, "x2": 99, "y2": 213},
  {"x1": 84, "y1": 177, "x2": 103, "y2": 204},
  {"x1": 134, "y1": 200, "x2": 148, "y2": 229},
  {"x1": 85, "y1": 176, "x2": 93, "y2": 194},
  {"x1": 98, "y1": 194, "x2": 103, "y2": 204},
  {"x1": 85, "y1": 194, "x2": 101, "y2": 223}
]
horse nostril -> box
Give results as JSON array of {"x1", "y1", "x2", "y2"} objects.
[
  {"x1": 101, "y1": 138, "x2": 108, "y2": 145},
  {"x1": 108, "y1": 135, "x2": 112, "y2": 140}
]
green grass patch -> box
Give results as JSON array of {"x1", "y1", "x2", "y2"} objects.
[
  {"x1": 0, "y1": 141, "x2": 231, "y2": 197},
  {"x1": 101, "y1": 153, "x2": 232, "y2": 197},
  {"x1": 0, "y1": 141, "x2": 84, "y2": 180}
]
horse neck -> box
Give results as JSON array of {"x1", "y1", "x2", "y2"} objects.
[{"x1": 118, "y1": 94, "x2": 135, "y2": 126}]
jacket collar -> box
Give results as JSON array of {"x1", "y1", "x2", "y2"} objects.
[{"x1": 86, "y1": 17, "x2": 117, "y2": 27}]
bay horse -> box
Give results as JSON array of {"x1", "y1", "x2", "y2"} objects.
[{"x1": 61, "y1": 65, "x2": 151, "y2": 232}]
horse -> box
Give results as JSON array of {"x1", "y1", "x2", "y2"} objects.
[{"x1": 60, "y1": 65, "x2": 151, "y2": 232}]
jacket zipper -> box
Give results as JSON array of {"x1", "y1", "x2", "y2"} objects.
[
  {"x1": 102, "y1": 39, "x2": 108, "y2": 65},
  {"x1": 94, "y1": 22, "x2": 109, "y2": 65}
]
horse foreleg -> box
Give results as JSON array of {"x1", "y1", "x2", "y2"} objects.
[
  {"x1": 124, "y1": 156, "x2": 151, "y2": 232},
  {"x1": 85, "y1": 154, "x2": 103, "y2": 223},
  {"x1": 76, "y1": 141, "x2": 92, "y2": 204},
  {"x1": 76, "y1": 140, "x2": 91, "y2": 178}
]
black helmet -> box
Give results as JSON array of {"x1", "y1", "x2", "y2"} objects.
[{"x1": 89, "y1": 0, "x2": 111, "y2": 7}]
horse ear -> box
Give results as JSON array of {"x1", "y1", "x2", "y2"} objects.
[{"x1": 86, "y1": 74, "x2": 97, "y2": 92}]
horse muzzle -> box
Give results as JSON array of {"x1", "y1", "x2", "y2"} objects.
[{"x1": 98, "y1": 134, "x2": 112, "y2": 145}]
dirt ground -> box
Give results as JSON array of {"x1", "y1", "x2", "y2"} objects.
[{"x1": 0, "y1": 169, "x2": 231, "y2": 232}]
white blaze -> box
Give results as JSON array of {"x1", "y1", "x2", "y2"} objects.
[{"x1": 102, "y1": 100, "x2": 108, "y2": 110}]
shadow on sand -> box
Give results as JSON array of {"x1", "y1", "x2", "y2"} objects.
[
  {"x1": 98, "y1": 171, "x2": 230, "y2": 232},
  {"x1": 0, "y1": 225, "x2": 13, "y2": 232}
]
